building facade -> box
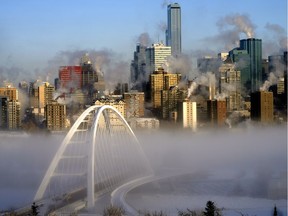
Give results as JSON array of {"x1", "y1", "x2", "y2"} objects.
[
  {"x1": 166, "y1": 3, "x2": 181, "y2": 56},
  {"x1": 207, "y1": 99, "x2": 227, "y2": 126},
  {"x1": 0, "y1": 97, "x2": 21, "y2": 130},
  {"x1": 127, "y1": 118, "x2": 160, "y2": 130},
  {"x1": 45, "y1": 101, "x2": 67, "y2": 131},
  {"x1": 130, "y1": 44, "x2": 147, "y2": 90},
  {"x1": 251, "y1": 91, "x2": 274, "y2": 123},
  {"x1": 150, "y1": 69, "x2": 181, "y2": 109},
  {"x1": 0, "y1": 86, "x2": 18, "y2": 101},
  {"x1": 229, "y1": 48, "x2": 250, "y2": 92},
  {"x1": 177, "y1": 100, "x2": 197, "y2": 131},
  {"x1": 146, "y1": 43, "x2": 171, "y2": 75},
  {"x1": 124, "y1": 91, "x2": 145, "y2": 118},
  {"x1": 94, "y1": 99, "x2": 126, "y2": 127},
  {"x1": 239, "y1": 38, "x2": 262, "y2": 93},
  {"x1": 218, "y1": 63, "x2": 241, "y2": 111},
  {"x1": 59, "y1": 66, "x2": 82, "y2": 91},
  {"x1": 161, "y1": 87, "x2": 187, "y2": 120}
]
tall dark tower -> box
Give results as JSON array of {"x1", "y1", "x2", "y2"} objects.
[
  {"x1": 166, "y1": 3, "x2": 181, "y2": 56},
  {"x1": 239, "y1": 38, "x2": 262, "y2": 92}
]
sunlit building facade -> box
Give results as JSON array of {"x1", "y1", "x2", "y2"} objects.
[
  {"x1": 94, "y1": 98, "x2": 126, "y2": 128},
  {"x1": 146, "y1": 43, "x2": 171, "y2": 75},
  {"x1": 124, "y1": 91, "x2": 145, "y2": 118},
  {"x1": 150, "y1": 69, "x2": 181, "y2": 109},
  {"x1": 45, "y1": 101, "x2": 67, "y2": 131},
  {"x1": 0, "y1": 97, "x2": 21, "y2": 130},
  {"x1": 177, "y1": 100, "x2": 197, "y2": 131},
  {"x1": 0, "y1": 86, "x2": 18, "y2": 101}
]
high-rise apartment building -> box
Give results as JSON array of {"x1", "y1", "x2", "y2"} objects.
[
  {"x1": 239, "y1": 38, "x2": 262, "y2": 93},
  {"x1": 250, "y1": 91, "x2": 274, "y2": 123},
  {"x1": 166, "y1": 3, "x2": 181, "y2": 56},
  {"x1": 124, "y1": 91, "x2": 145, "y2": 118},
  {"x1": 29, "y1": 81, "x2": 55, "y2": 120},
  {"x1": 0, "y1": 86, "x2": 21, "y2": 129},
  {"x1": 0, "y1": 97, "x2": 21, "y2": 130},
  {"x1": 150, "y1": 69, "x2": 181, "y2": 109},
  {"x1": 177, "y1": 100, "x2": 197, "y2": 131},
  {"x1": 45, "y1": 101, "x2": 66, "y2": 131},
  {"x1": 0, "y1": 86, "x2": 18, "y2": 101},
  {"x1": 218, "y1": 62, "x2": 241, "y2": 111},
  {"x1": 146, "y1": 43, "x2": 171, "y2": 75},
  {"x1": 207, "y1": 99, "x2": 227, "y2": 126},
  {"x1": 161, "y1": 87, "x2": 187, "y2": 119}
]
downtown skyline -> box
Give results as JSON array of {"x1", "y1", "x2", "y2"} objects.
[{"x1": 0, "y1": 0, "x2": 287, "y2": 85}]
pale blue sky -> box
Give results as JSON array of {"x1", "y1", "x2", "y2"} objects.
[{"x1": 0, "y1": 0, "x2": 287, "y2": 83}]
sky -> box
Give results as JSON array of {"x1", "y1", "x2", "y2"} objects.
[{"x1": 0, "y1": 0, "x2": 287, "y2": 85}]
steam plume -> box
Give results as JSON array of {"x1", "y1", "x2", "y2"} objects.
[
  {"x1": 217, "y1": 13, "x2": 255, "y2": 38},
  {"x1": 262, "y1": 23, "x2": 288, "y2": 57},
  {"x1": 204, "y1": 13, "x2": 256, "y2": 51},
  {"x1": 260, "y1": 72, "x2": 279, "y2": 91},
  {"x1": 187, "y1": 72, "x2": 216, "y2": 98},
  {"x1": 137, "y1": 33, "x2": 153, "y2": 47},
  {"x1": 163, "y1": 54, "x2": 193, "y2": 78}
]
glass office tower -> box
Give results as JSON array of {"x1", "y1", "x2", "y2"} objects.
[
  {"x1": 240, "y1": 38, "x2": 262, "y2": 92},
  {"x1": 166, "y1": 3, "x2": 181, "y2": 56}
]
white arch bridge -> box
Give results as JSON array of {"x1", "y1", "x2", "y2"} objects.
[{"x1": 34, "y1": 105, "x2": 153, "y2": 212}]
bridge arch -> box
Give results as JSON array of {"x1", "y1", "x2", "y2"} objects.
[{"x1": 34, "y1": 105, "x2": 152, "y2": 209}]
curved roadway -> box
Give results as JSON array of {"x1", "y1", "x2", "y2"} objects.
[{"x1": 110, "y1": 171, "x2": 190, "y2": 216}]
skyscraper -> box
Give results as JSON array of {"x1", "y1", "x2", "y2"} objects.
[
  {"x1": 166, "y1": 3, "x2": 181, "y2": 56},
  {"x1": 130, "y1": 44, "x2": 147, "y2": 86},
  {"x1": 239, "y1": 38, "x2": 262, "y2": 93}
]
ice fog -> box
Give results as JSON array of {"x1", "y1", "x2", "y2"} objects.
[
  {"x1": 0, "y1": 133, "x2": 63, "y2": 210},
  {"x1": 129, "y1": 126, "x2": 287, "y2": 215},
  {"x1": 0, "y1": 125, "x2": 286, "y2": 214}
]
